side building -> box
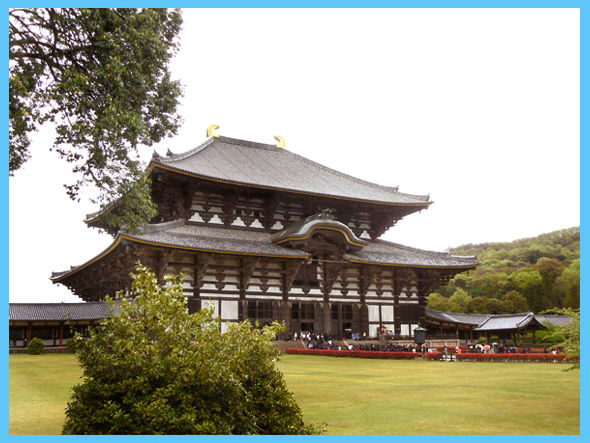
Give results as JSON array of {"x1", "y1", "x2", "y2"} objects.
[
  {"x1": 9, "y1": 304, "x2": 572, "y2": 349},
  {"x1": 51, "y1": 133, "x2": 479, "y2": 339}
]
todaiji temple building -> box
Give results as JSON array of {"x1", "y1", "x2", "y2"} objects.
[{"x1": 48, "y1": 129, "x2": 479, "y2": 340}]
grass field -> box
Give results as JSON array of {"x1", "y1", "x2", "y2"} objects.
[{"x1": 10, "y1": 353, "x2": 579, "y2": 435}]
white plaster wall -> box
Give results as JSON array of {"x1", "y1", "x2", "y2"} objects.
[
  {"x1": 369, "y1": 324, "x2": 378, "y2": 338},
  {"x1": 221, "y1": 300, "x2": 238, "y2": 320},
  {"x1": 381, "y1": 305, "x2": 394, "y2": 322},
  {"x1": 368, "y1": 305, "x2": 379, "y2": 322}
]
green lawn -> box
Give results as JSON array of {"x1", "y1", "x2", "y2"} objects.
[
  {"x1": 9, "y1": 353, "x2": 83, "y2": 435},
  {"x1": 10, "y1": 353, "x2": 579, "y2": 435}
]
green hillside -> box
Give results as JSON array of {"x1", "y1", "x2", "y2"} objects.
[{"x1": 428, "y1": 227, "x2": 579, "y2": 314}]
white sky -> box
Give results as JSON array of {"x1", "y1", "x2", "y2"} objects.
[{"x1": 9, "y1": 8, "x2": 580, "y2": 303}]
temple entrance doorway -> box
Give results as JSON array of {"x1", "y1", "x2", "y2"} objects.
[
  {"x1": 300, "y1": 321, "x2": 314, "y2": 332},
  {"x1": 342, "y1": 323, "x2": 352, "y2": 338}
]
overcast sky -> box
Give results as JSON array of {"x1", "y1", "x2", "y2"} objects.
[{"x1": 9, "y1": 8, "x2": 580, "y2": 303}]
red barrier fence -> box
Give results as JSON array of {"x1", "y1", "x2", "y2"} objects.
[
  {"x1": 285, "y1": 348, "x2": 420, "y2": 359},
  {"x1": 455, "y1": 353, "x2": 576, "y2": 362},
  {"x1": 430, "y1": 346, "x2": 549, "y2": 354},
  {"x1": 286, "y1": 348, "x2": 577, "y2": 363}
]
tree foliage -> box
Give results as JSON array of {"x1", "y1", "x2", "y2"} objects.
[
  {"x1": 447, "y1": 288, "x2": 472, "y2": 313},
  {"x1": 428, "y1": 227, "x2": 579, "y2": 314},
  {"x1": 63, "y1": 263, "x2": 318, "y2": 435},
  {"x1": 543, "y1": 308, "x2": 580, "y2": 370},
  {"x1": 9, "y1": 8, "x2": 183, "y2": 229},
  {"x1": 501, "y1": 290, "x2": 529, "y2": 313}
]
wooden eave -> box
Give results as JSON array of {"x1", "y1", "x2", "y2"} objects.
[
  {"x1": 342, "y1": 257, "x2": 479, "y2": 271},
  {"x1": 150, "y1": 162, "x2": 433, "y2": 210},
  {"x1": 52, "y1": 234, "x2": 310, "y2": 284}
]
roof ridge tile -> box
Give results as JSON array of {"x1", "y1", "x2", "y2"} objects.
[{"x1": 151, "y1": 136, "x2": 432, "y2": 205}]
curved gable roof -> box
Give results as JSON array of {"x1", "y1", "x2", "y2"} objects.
[{"x1": 150, "y1": 136, "x2": 432, "y2": 207}]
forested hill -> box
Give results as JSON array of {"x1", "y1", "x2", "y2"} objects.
[{"x1": 427, "y1": 227, "x2": 579, "y2": 314}]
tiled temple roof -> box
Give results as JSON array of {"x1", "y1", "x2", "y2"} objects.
[
  {"x1": 9, "y1": 302, "x2": 116, "y2": 322},
  {"x1": 474, "y1": 313, "x2": 547, "y2": 331},
  {"x1": 129, "y1": 220, "x2": 309, "y2": 258},
  {"x1": 150, "y1": 136, "x2": 432, "y2": 206},
  {"x1": 52, "y1": 220, "x2": 479, "y2": 282},
  {"x1": 425, "y1": 309, "x2": 573, "y2": 330},
  {"x1": 347, "y1": 241, "x2": 478, "y2": 268},
  {"x1": 131, "y1": 221, "x2": 478, "y2": 269},
  {"x1": 11, "y1": 303, "x2": 573, "y2": 330},
  {"x1": 425, "y1": 309, "x2": 488, "y2": 325},
  {"x1": 534, "y1": 314, "x2": 575, "y2": 327}
]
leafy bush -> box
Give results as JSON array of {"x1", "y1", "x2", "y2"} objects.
[
  {"x1": 63, "y1": 263, "x2": 318, "y2": 435},
  {"x1": 543, "y1": 307, "x2": 580, "y2": 370},
  {"x1": 27, "y1": 337, "x2": 45, "y2": 355}
]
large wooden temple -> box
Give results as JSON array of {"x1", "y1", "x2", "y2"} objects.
[{"x1": 52, "y1": 131, "x2": 479, "y2": 339}]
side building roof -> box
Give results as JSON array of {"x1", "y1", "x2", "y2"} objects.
[
  {"x1": 473, "y1": 313, "x2": 547, "y2": 331},
  {"x1": 425, "y1": 309, "x2": 489, "y2": 326},
  {"x1": 425, "y1": 309, "x2": 573, "y2": 331},
  {"x1": 11, "y1": 304, "x2": 574, "y2": 331},
  {"x1": 9, "y1": 302, "x2": 116, "y2": 322},
  {"x1": 149, "y1": 136, "x2": 432, "y2": 207}
]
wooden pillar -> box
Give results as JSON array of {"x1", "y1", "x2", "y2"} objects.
[
  {"x1": 192, "y1": 254, "x2": 212, "y2": 314},
  {"x1": 59, "y1": 324, "x2": 63, "y2": 347},
  {"x1": 393, "y1": 295, "x2": 401, "y2": 337},
  {"x1": 470, "y1": 328, "x2": 473, "y2": 342},
  {"x1": 281, "y1": 301, "x2": 291, "y2": 333},
  {"x1": 358, "y1": 303, "x2": 369, "y2": 337},
  {"x1": 27, "y1": 324, "x2": 32, "y2": 342},
  {"x1": 322, "y1": 302, "x2": 332, "y2": 336},
  {"x1": 240, "y1": 300, "x2": 249, "y2": 322},
  {"x1": 313, "y1": 302, "x2": 322, "y2": 332},
  {"x1": 351, "y1": 303, "x2": 359, "y2": 335}
]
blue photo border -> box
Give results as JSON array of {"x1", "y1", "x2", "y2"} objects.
[{"x1": 3, "y1": 2, "x2": 585, "y2": 442}]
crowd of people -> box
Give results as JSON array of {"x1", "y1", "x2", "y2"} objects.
[
  {"x1": 286, "y1": 330, "x2": 424, "y2": 352},
  {"x1": 283, "y1": 330, "x2": 562, "y2": 355},
  {"x1": 435, "y1": 344, "x2": 562, "y2": 355}
]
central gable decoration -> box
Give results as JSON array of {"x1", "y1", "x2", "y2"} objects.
[{"x1": 270, "y1": 209, "x2": 368, "y2": 258}]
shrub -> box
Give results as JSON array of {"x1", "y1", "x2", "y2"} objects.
[
  {"x1": 27, "y1": 337, "x2": 45, "y2": 355},
  {"x1": 543, "y1": 307, "x2": 580, "y2": 370},
  {"x1": 63, "y1": 263, "x2": 318, "y2": 435}
]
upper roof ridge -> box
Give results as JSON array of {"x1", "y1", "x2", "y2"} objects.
[
  {"x1": 152, "y1": 135, "x2": 431, "y2": 204},
  {"x1": 153, "y1": 137, "x2": 217, "y2": 163}
]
